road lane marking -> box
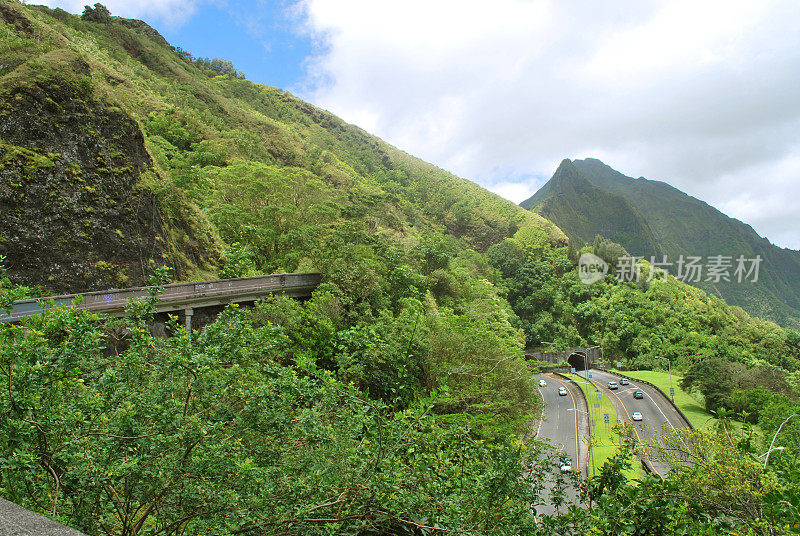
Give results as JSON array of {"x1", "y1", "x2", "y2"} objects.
[
  {"x1": 548, "y1": 374, "x2": 581, "y2": 472},
  {"x1": 585, "y1": 375, "x2": 662, "y2": 478},
  {"x1": 630, "y1": 383, "x2": 678, "y2": 430},
  {"x1": 534, "y1": 378, "x2": 545, "y2": 439},
  {"x1": 603, "y1": 372, "x2": 679, "y2": 430}
]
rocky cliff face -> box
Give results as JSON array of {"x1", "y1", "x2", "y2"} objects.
[
  {"x1": 0, "y1": 59, "x2": 166, "y2": 292},
  {"x1": 0, "y1": 17, "x2": 219, "y2": 292},
  {"x1": 0, "y1": 0, "x2": 224, "y2": 294}
]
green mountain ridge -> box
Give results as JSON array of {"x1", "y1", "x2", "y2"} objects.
[
  {"x1": 521, "y1": 157, "x2": 800, "y2": 328},
  {"x1": 520, "y1": 159, "x2": 662, "y2": 258}
]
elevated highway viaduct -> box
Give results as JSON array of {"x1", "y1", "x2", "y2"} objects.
[{"x1": 0, "y1": 273, "x2": 321, "y2": 330}]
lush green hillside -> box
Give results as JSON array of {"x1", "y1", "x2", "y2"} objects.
[
  {"x1": 2, "y1": 3, "x2": 800, "y2": 535},
  {"x1": 523, "y1": 157, "x2": 800, "y2": 328},
  {"x1": 0, "y1": 0, "x2": 563, "y2": 293},
  {"x1": 520, "y1": 159, "x2": 662, "y2": 258},
  {"x1": 0, "y1": 2, "x2": 564, "y2": 531}
]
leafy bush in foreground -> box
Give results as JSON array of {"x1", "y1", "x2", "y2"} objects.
[{"x1": 0, "y1": 296, "x2": 549, "y2": 535}]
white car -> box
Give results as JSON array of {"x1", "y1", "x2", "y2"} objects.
[
  {"x1": 632, "y1": 412, "x2": 643, "y2": 421},
  {"x1": 560, "y1": 462, "x2": 573, "y2": 473},
  {"x1": 558, "y1": 387, "x2": 568, "y2": 396},
  {"x1": 539, "y1": 379, "x2": 547, "y2": 387}
]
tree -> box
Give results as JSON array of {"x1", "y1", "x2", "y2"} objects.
[
  {"x1": 0, "y1": 295, "x2": 551, "y2": 534},
  {"x1": 81, "y1": 3, "x2": 111, "y2": 22},
  {"x1": 0, "y1": 255, "x2": 32, "y2": 310}
]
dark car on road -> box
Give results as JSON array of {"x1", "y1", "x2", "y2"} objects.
[{"x1": 633, "y1": 390, "x2": 644, "y2": 399}]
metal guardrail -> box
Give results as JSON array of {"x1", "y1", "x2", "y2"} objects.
[
  {"x1": 0, "y1": 273, "x2": 322, "y2": 323},
  {"x1": 603, "y1": 369, "x2": 695, "y2": 430}
]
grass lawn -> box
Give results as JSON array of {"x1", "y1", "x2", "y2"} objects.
[{"x1": 565, "y1": 374, "x2": 642, "y2": 479}]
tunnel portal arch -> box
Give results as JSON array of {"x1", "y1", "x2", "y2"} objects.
[{"x1": 567, "y1": 351, "x2": 589, "y2": 371}]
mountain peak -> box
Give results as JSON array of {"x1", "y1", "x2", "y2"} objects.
[
  {"x1": 522, "y1": 158, "x2": 592, "y2": 207},
  {"x1": 519, "y1": 159, "x2": 662, "y2": 258},
  {"x1": 553, "y1": 158, "x2": 582, "y2": 176},
  {"x1": 552, "y1": 158, "x2": 579, "y2": 178},
  {"x1": 536, "y1": 158, "x2": 800, "y2": 327}
]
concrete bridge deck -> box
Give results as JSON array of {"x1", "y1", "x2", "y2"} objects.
[{"x1": 0, "y1": 273, "x2": 321, "y2": 326}]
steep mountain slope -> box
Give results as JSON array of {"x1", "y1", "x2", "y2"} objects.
[
  {"x1": 0, "y1": 6, "x2": 573, "y2": 530},
  {"x1": 520, "y1": 159, "x2": 662, "y2": 258},
  {"x1": 522, "y1": 157, "x2": 800, "y2": 328},
  {"x1": 0, "y1": 1, "x2": 564, "y2": 293}
]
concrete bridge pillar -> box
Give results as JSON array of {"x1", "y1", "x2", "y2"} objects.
[{"x1": 184, "y1": 308, "x2": 193, "y2": 332}]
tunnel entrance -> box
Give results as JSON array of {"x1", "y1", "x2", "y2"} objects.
[{"x1": 567, "y1": 351, "x2": 588, "y2": 372}]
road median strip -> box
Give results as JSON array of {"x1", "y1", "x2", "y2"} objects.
[{"x1": 563, "y1": 373, "x2": 626, "y2": 477}]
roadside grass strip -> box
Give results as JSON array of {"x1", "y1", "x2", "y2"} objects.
[{"x1": 564, "y1": 374, "x2": 639, "y2": 478}]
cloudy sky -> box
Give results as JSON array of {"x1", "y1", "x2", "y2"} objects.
[{"x1": 37, "y1": 0, "x2": 800, "y2": 249}]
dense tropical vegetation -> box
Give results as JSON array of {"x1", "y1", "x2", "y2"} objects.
[
  {"x1": 3, "y1": 266, "x2": 800, "y2": 535},
  {"x1": 1, "y1": 1, "x2": 799, "y2": 534},
  {"x1": 0, "y1": 272, "x2": 547, "y2": 534}
]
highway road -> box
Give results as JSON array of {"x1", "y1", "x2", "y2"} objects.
[
  {"x1": 586, "y1": 369, "x2": 689, "y2": 477},
  {"x1": 533, "y1": 373, "x2": 587, "y2": 515}
]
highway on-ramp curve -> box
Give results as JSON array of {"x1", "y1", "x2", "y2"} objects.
[
  {"x1": 533, "y1": 373, "x2": 587, "y2": 515},
  {"x1": 588, "y1": 369, "x2": 690, "y2": 477}
]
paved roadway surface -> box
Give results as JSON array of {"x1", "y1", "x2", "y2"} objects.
[
  {"x1": 586, "y1": 369, "x2": 690, "y2": 477},
  {"x1": 0, "y1": 497, "x2": 85, "y2": 535},
  {"x1": 533, "y1": 373, "x2": 587, "y2": 515}
]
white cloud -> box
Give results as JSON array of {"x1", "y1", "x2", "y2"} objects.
[
  {"x1": 715, "y1": 151, "x2": 800, "y2": 250},
  {"x1": 31, "y1": 0, "x2": 201, "y2": 27},
  {"x1": 489, "y1": 180, "x2": 539, "y2": 205},
  {"x1": 298, "y1": 0, "x2": 800, "y2": 249}
]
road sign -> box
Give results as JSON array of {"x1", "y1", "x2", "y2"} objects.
[
  {"x1": 570, "y1": 367, "x2": 576, "y2": 373},
  {"x1": 589, "y1": 373, "x2": 593, "y2": 378},
  {"x1": 616, "y1": 361, "x2": 622, "y2": 369},
  {"x1": 670, "y1": 387, "x2": 675, "y2": 397},
  {"x1": 604, "y1": 413, "x2": 609, "y2": 424},
  {"x1": 594, "y1": 402, "x2": 600, "y2": 408},
  {"x1": 596, "y1": 391, "x2": 602, "y2": 400}
]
